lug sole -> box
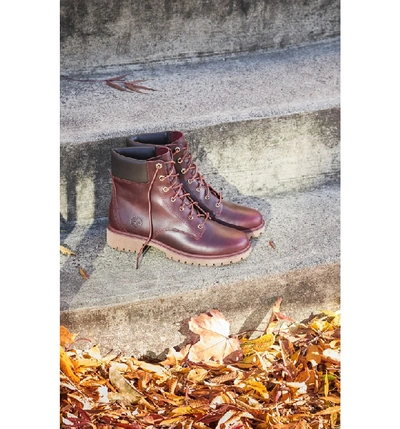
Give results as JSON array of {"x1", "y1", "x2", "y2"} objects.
[
  {"x1": 106, "y1": 228, "x2": 251, "y2": 266},
  {"x1": 246, "y1": 222, "x2": 266, "y2": 239}
]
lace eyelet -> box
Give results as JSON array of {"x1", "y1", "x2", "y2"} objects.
[
  {"x1": 177, "y1": 157, "x2": 183, "y2": 164},
  {"x1": 197, "y1": 224, "x2": 204, "y2": 229},
  {"x1": 179, "y1": 206, "x2": 184, "y2": 211},
  {"x1": 196, "y1": 187, "x2": 201, "y2": 192},
  {"x1": 188, "y1": 179, "x2": 193, "y2": 184},
  {"x1": 156, "y1": 163, "x2": 162, "y2": 169},
  {"x1": 171, "y1": 197, "x2": 176, "y2": 202},
  {"x1": 188, "y1": 215, "x2": 193, "y2": 220},
  {"x1": 159, "y1": 175, "x2": 165, "y2": 181},
  {"x1": 162, "y1": 186, "x2": 169, "y2": 193},
  {"x1": 181, "y1": 168, "x2": 186, "y2": 174},
  {"x1": 205, "y1": 195, "x2": 210, "y2": 200},
  {"x1": 215, "y1": 202, "x2": 221, "y2": 207},
  {"x1": 174, "y1": 147, "x2": 180, "y2": 154}
]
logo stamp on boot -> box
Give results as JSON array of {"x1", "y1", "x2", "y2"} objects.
[{"x1": 130, "y1": 216, "x2": 143, "y2": 228}]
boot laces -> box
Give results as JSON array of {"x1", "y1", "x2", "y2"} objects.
[
  {"x1": 175, "y1": 145, "x2": 223, "y2": 206},
  {"x1": 136, "y1": 159, "x2": 209, "y2": 268}
]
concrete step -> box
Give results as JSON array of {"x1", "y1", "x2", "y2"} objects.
[
  {"x1": 60, "y1": 183, "x2": 340, "y2": 357},
  {"x1": 60, "y1": 0, "x2": 340, "y2": 71},
  {"x1": 60, "y1": 39, "x2": 340, "y2": 224}
]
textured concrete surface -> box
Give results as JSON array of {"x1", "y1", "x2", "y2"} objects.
[
  {"x1": 60, "y1": 0, "x2": 340, "y2": 71},
  {"x1": 60, "y1": 39, "x2": 339, "y2": 145},
  {"x1": 60, "y1": 183, "x2": 340, "y2": 357},
  {"x1": 60, "y1": 40, "x2": 340, "y2": 223}
]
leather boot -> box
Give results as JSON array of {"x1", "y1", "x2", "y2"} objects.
[
  {"x1": 126, "y1": 131, "x2": 265, "y2": 238},
  {"x1": 107, "y1": 146, "x2": 252, "y2": 267}
]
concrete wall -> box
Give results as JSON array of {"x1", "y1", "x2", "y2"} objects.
[{"x1": 60, "y1": 0, "x2": 340, "y2": 70}]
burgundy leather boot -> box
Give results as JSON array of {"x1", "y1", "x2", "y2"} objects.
[
  {"x1": 126, "y1": 131, "x2": 265, "y2": 238},
  {"x1": 107, "y1": 146, "x2": 252, "y2": 267}
]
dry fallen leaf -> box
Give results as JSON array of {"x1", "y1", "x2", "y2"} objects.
[
  {"x1": 78, "y1": 266, "x2": 89, "y2": 280},
  {"x1": 60, "y1": 346, "x2": 80, "y2": 383},
  {"x1": 187, "y1": 309, "x2": 243, "y2": 364},
  {"x1": 60, "y1": 303, "x2": 341, "y2": 429},
  {"x1": 60, "y1": 326, "x2": 77, "y2": 347},
  {"x1": 60, "y1": 244, "x2": 75, "y2": 256}
]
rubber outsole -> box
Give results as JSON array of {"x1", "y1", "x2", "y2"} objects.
[{"x1": 106, "y1": 228, "x2": 251, "y2": 266}]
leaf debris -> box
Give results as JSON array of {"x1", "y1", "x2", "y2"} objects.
[
  {"x1": 61, "y1": 74, "x2": 157, "y2": 94},
  {"x1": 60, "y1": 244, "x2": 76, "y2": 256},
  {"x1": 60, "y1": 302, "x2": 340, "y2": 428}
]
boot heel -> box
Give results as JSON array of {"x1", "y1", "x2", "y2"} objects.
[{"x1": 107, "y1": 228, "x2": 144, "y2": 253}]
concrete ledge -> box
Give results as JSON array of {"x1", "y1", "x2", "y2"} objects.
[
  {"x1": 60, "y1": 183, "x2": 340, "y2": 356},
  {"x1": 60, "y1": 262, "x2": 339, "y2": 358},
  {"x1": 60, "y1": 0, "x2": 340, "y2": 71}
]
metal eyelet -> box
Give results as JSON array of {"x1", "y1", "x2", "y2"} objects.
[
  {"x1": 198, "y1": 224, "x2": 204, "y2": 229},
  {"x1": 196, "y1": 187, "x2": 201, "y2": 192},
  {"x1": 179, "y1": 206, "x2": 184, "y2": 211},
  {"x1": 171, "y1": 197, "x2": 176, "y2": 202},
  {"x1": 159, "y1": 175, "x2": 165, "y2": 181},
  {"x1": 177, "y1": 157, "x2": 183, "y2": 164},
  {"x1": 174, "y1": 147, "x2": 180, "y2": 154},
  {"x1": 162, "y1": 186, "x2": 169, "y2": 193},
  {"x1": 181, "y1": 168, "x2": 186, "y2": 174},
  {"x1": 156, "y1": 163, "x2": 162, "y2": 169},
  {"x1": 215, "y1": 202, "x2": 221, "y2": 207},
  {"x1": 205, "y1": 195, "x2": 210, "y2": 200},
  {"x1": 188, "y1": 215, "x2": 193, "y2": 220},
  {"x1": 188, "y1": 179, "x2": 193, "y2": 184}
]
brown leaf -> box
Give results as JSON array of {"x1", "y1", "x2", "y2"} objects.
[
  {"x1": 79, "y1": 266, "x2": 89, "y2": 280},
  {"x1": 106, "y1": 74, "x2": 128, "y2": 81},
  {"x1": 124, "y1": 82, "x2": 156, "y2": 94},
  {"x1": 187, "y1": 309, "x2": 243, "y2": 364},
  {"x1": 60, "y1": 244, "x2": 75, "y2": 256},
  {"x1": 268, "y1": 240, "x2": 276, "y2": 249},
  {"x1": 109, "y1": 363, "x2": 143, "y2": 404},
  {"x1": 106, "y1": 80, "x2": 130, "y2": 92}
]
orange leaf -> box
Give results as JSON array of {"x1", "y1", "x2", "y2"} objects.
[
  {"x1": 315, "y1": 405, "x2": 341, "y2": 415},
  {"x1": 60, "y1": 346, "x2": 80, "y2": 383},
  {"x1": 60, "y1": 245, "x2": 75, "y2": 256},
  {"x1": 79, "y1": 266, "x2": 89, "y2": 280},
  {"x1": 60, "y1": 326, "x2": 77, "y2": 347},
  {"x1": 188, "y1": 309, "x2": 243, "y2": 364}
]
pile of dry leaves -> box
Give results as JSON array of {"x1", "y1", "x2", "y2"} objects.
[{"x1": 60, "y1": 299, "x2": 340, "y2": 429}]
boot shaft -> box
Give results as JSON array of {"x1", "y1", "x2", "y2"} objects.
[{"x1": 109, "y1": 146, "x2": 206, "y2": 239}]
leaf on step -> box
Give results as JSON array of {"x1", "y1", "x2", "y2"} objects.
[
  {"x1": 187, "y1": 309, "x2": 243, "y2": 364},
  {"x1": 268, "y1": 240, "x2": 276, "y2": 249},
  {"x1": 60, "y1": 326, "x2": 77, "y2": 347},
  {"x1": 79, "y1": 266, "x2": 89, "y2": 280},
  {"x1": 125, "y1": 81, "x2": 157, "y2": 92},
  {"x1": 60, "y1": 244, "x2": 75, "y2": 256},
  {"x1": 106, "y1": 74, "x2": 128, "y2": 81},
  {"x1": 106, "y1": 80, "x2": 130, "y2": 92}
]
